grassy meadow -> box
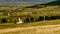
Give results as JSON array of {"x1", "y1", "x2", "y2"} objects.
[
  {"x1": 0, "y1": 19, "x2": 60, "y2": 29},
  {"x1": 0, "y1": 6, "x2": 60, "y2": 34},
  {"x1": 0, "y1": 19, "x2": 60, "y2": 34}
]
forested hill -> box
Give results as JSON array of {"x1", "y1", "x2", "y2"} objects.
[
  {"x1": 45, "y1": 0, "x2": 60, "y2": 6},
  {"x1": 26, "y1": 0, "x2": 60, "y2": 8}
]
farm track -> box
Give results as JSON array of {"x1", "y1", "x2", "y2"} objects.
[{"x1": 0, "y1": 24, "x2": 60, "y2": 34}]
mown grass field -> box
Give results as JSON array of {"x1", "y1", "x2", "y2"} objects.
[
  {"x1": 0, "y1": 19, "x2": 60, "y2": 29},
  {"x1": 0, "y1": 6, "x2": 60, "y2": 34},
  {"x1": 1, "y1": 28, "x2": 60, "y2": 34},
  {"x1": 0, "y1": 20, "x2": 60, "y2": 34}
]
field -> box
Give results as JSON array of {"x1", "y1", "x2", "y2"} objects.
[
  {"x1": 0, "y1": 20, "x2": 60, "y2": 34},
  {"x1": 0, "y1": 0, "x2": 60, "y2": 34},
  {"x1": 0, "y1": 6, "x2": 60, "y2": 34},
  {"x1": 0, "y1": 25, "x2": 60, "y2": 34},
  {"x1": 0, "y1": 19, "x2": 60, "y2": 29}
]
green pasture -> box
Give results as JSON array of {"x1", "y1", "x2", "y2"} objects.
[
  {"x1": 0, "y1": 19, "x2": 60, "y2": 29},
  {"x1": 0, "y1": 6, "x2": 60, "y2": 29}
]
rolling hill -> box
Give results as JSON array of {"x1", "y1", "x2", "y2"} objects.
[
  {"x1": 0, "y1": 0, "x2": 55, "y2": 7},
  {"x1": 26, "y1": 0, "x2": 60, "y2": 8}
]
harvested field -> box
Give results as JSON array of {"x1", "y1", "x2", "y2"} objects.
[{"x1": 0, "y1": 24, "x2": 60, "y2": 34}]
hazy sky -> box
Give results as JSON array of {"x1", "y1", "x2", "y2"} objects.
[
  {"x1": 0, "y1": 0, "x2": 56, "y2": 3},
  {"x1": 0, "y1": 0, "x2": 56, "y2": 5}
]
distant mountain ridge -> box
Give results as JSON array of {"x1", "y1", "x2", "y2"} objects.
[
  {"x1": 44, "y1": 0, "x2": 60, "y2": 6},
  {"x1": 26, "y1": 0, "x2": 60, "y2": 8},
  {"x1": 0, "y1": 0, "x2": 55, "y2": 7}
]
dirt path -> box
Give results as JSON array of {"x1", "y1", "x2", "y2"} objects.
[{"x1": 0, "y1": 24, "x2": 60, "y2": 34}]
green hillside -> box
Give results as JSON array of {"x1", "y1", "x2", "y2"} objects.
[{"x1": 26, "y1": 0, "x2": 60, "y2": 8}]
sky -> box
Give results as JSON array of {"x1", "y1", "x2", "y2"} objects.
[{"x1": 0, "y1": 0, "x2": 56, "y2": 5}]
